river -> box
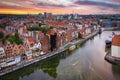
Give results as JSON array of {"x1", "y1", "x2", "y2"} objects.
[{"x1": 0, "y1": 31, "x2": 120, "y2": 80}]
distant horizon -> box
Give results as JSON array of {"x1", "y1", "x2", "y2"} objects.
[
  {"x1": 0, "y1": 0, "x2": 120, "y2": 15},
  {"x1": 0, "y1": 13, "x2": 120, "y2": 15}
]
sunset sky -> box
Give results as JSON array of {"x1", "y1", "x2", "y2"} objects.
[{"x1": 0, "y1": 0, "x2": 120, "y2": 14}]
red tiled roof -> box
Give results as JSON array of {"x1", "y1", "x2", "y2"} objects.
[
  {"x1": 47, "y1": 29, "x2": 55, "y2": 35},
  {"x1": 47, "y1": 21, "x2": 68, "y2": 27},
  {"x1": 112, "y1": 35, "x2": 120, "y2": 46},
  {"x1": 40, "y1": 35, "x2": 49, "y2": 44},
  {"x1": 35, "y1": 31, "x2": 44, "y2": 36},
  {"x1": 27, "y1": 36, "x2": 35, "y2": 46},
  {"x1": 23, "y1": 29, "x2": 28, "y2": 33}
]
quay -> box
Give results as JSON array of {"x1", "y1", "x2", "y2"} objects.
[
  {"x1": 105, "y1": 51, "x2": 120, "y2": 64},
  {"x1": 0, "y1": 31, "x2": 98, "y2": 76}
]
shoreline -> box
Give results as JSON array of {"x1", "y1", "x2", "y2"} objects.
[
  {"x1": 103, "y1": 27, "x2": 120, "y2": 31},
  {"x1": 105, "y1": 51, "x2": 120, "y2": 65},
  {"x1": 0, "y1": 31, "x2": 98, "y2": 76}
]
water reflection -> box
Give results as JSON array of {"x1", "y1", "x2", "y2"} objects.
[
  {"x1": 0, "y1": 31, "x2": 120, "y2": 80},
  {"x1": 112, "y1": 65, "x2": 120, "y2": 80},
  {"x1": 0, "y1": 50, "x2": 72, "y2": 80}
]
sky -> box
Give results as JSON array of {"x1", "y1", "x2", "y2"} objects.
[{"x1": 0, "y1": 0, "x2": 120, "y2": 14}]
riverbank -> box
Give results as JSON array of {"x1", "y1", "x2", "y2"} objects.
[
  {"x1": 105, "y1": 51, "x2": 120, "y2": 65},
  {"x1": 0, "y1": 31, "x2": 98, "y2": 76},
  {"x1": 104, "y1": 27, "x2": 120, "y2": 31}
]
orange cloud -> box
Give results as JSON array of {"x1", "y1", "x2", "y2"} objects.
[{"x1": 0, "y1": 8, "x2": 39, "y2": 14}]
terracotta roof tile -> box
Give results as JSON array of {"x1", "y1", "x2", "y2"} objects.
[
  {"x1": 47, "y1": 21, "x2": 68, "y2": 27},
  {"x1": 112, "y1": 35, "x2": 120, "y2": 46},
  {"x1": 47, "y1": 29, "x2": 55, "y2": 35},
  {"x1": 23, "y1": 29, "x2": 28, "y2": 33},
  {"x1": 35, "y1": 31, "x2": 44, "y2": 36}
]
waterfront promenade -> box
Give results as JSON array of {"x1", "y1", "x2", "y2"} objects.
[{"x1": 0, "y1": 31, "x2": 98, "y2": 76}]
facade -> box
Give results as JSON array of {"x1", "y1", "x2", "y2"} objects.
[
  {"x1": 19, "y1": 44, "x2": 26, "y2": 55},
  {"x1": 66, "y1": 30, "x2": 72, "y2": 43},
  {"x1": 0, "y1": 47, "x2": 5, "y2": 63},
  {"x1": 24, "y1": 43, "x2": 30, "y2": 51},
  {"x1": 4, "y1": 42, "x2": 13, "y2": 58},
  {"x1": 25, "y1": 50, "x2": 32, "y2": 59},
  {"x1": 26, "y1": 36, "x2": 35, "y2": 48},
  {"x1": 12, "y1": 43, "x2": 19, "y2": 56},
  {"x1": 35, "y1": 31, "x2": 44, "y2": 42},
  {"x1": 40, "y1": 35, "x2": 50, "y2": 53},
  {"x1": 112, "y1": 21, "x2": 120, "y2": 27},
  {"x1": 111, "y1": 35, "x2": 120, "y2": 57}
]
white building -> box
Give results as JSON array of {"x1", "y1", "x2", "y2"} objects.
[
  {"x1": 111, "y1": 35, "x2": 120, "y2": 57},
  {"x1": 0, "y1": 47, "x2": 5, "y2": 63}
]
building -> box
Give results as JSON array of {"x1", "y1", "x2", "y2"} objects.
[
  {"x1": 25, "y1": 50, "x2": 33, "y2": 59},
  {"x1": 0, "y1": 47, "x2": 5, "y2": 63},
  {"x1": 19, "y1": 44, "x2": 26, "y2": 55},
  {"x1": 26, "y1": 36, "x2": 35, "y2": 48},
  {"x1": 111, "y1": 35, "x2": 120, "y2": 57},
  {"x1": 40, "y1": 35, "x2": 50, "y2": 53},
  {"x1": 35, "y1": 31, "x2": 44, "y2": 42},
  {"x1": 112, "y1": 21, "x2": 120, "y2": 27},
  {"x1": 4, "y1": 42, "x2": 13, "y2": 58},
  {"x1": 66, "y1": 30, "x2": 72, "y2": 43},
  {"x1": 24, "y1": 43, "x2": 30, "y2": 51},
  {"x1": 12, "y1": 43, "x2": 19, "y2": 56}
]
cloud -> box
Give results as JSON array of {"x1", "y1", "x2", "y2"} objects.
[
  {"x1": 37, "y1": 2, "x2": 66, "y2": 8},
  {"x1": 74, "y1": 0, "x2": 120, "y2": 9},
  {"x1": 0, "y1": 0, "x2": 119, "y2": 14}
]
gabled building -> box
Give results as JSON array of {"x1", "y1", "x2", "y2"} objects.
[
  {"x1": 0, "y1": 47, "x2": 5, "y2": 63},
  {"x1": 19, "y1": 44, "x2": 26, "y2": 55},
  {"x1": 12, "y1": 43, "x2": 19, "y2": 56},
  {"x1": 24, "y1": 42, "x2": 30, "y2": 51},
  {"x1": 26, "y1": 36, "x2": 35, "y2": 48},
  {"x1": 4, "y1": 42, "x2": 13, "y2": 58},
  {"x1": 35, "y1": 31, "x2": 44, "y2": 42}
]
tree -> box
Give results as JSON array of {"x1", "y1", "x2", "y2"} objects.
[
  {"x1": 14, "y1": 32, "x2": 23, "y2": 44},
  {"x1": 7, "y1": 36, "x2": 15, "y2": 44},
  {"x1": 5, "y1": 32, "x2": 23, "y2": 44},
  {"x1": 0, "y1": 23, "x2": 7, "y2": 29}
]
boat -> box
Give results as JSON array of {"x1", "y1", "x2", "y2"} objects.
[
  {"x1": 40, "y1": 51, "x2": 44, "y2": 55},
  {"x1": 105, "y1": 34, "x2": 114, "y2": 48},
  {"x1": 69, "y1": 45, "x2": 76, "y2": 51},
  {"x1": 105, "y1": 37, "x2": 112, "y2": 48},
  {"x1": 105, "y1": 40, "x2": 111, "y2": 48}
]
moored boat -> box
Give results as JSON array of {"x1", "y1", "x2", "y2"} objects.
[
  {"x1": 105, "y1": 40, "x2": 112, "y2": 48},
  {"x1": 69, "y1": 45, "x2": 76, "y2": 51}
]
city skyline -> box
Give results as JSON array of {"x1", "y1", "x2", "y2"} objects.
[{"x1": 0, "y1": 0, "x2": 120, "y2": 15}]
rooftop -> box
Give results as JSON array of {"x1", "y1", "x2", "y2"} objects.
[{"x1": 112, "y1": 35, "x2": 120, "y2": 46}]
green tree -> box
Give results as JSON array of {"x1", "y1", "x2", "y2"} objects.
[
  {"x1": 7, "y1": 36, "x2": 15, "y2": 44},
  {"x1": 0, "y1": 23, "x2": 7, "y2": 29},
  {"x1": 14, "y1": 32, "x2": 23, "y2": 44}
]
